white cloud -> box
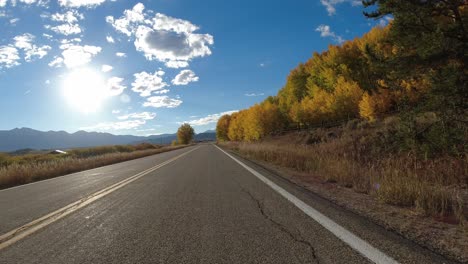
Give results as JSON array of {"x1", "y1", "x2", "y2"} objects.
[
  {"x1": 13, "y1": 34, "x2": 34, "y2": 50},
  {"x1": 3, "y1": 0, "x2": 42, "y2": 5},
  {"x1": 46, "y1": 10, "x2": 84, "y2": 36},
  {"x1": 153, "y1": 89, "x2": 169, "y2": 94},
  {"x1": 101, "y1": 64, "x2": 113, "y2": 72},
  {"x1": 81, "y1": 119, "x2": 146, "y2": 131},
  {"x1": 55, "y1": 44, "x2": 101, "y2": 68},
  {"x1": 60, "y1": 38, "x2": 82, "y2": 44},
  {"x1": 109, "y1": 4, "x2": 214, "y2": 68},
  {"x1": 111, "y1": 109, "x2": 121, "y2": 114},
  {"x1": 50, "y1": 10, "x2": 84, "y2": 23},
  {"x1": 320, "y1": 0, "x2": 362, "y2": 16},
  {"x1": 171, "y1": 69, "x2": 199, "y2": 85},
  {"x1": 151, "y1": 13, "x2": 199, "y2": 34},
  {"x1": 106, "y1": 3, "x2": 145, "y2": 36},
  {"x1": 131, "y1": 70, "x2": 168, "y2": 97},
  {"x1": 58, "y1": 0, "x2": 106, "y2": 8},
  {"x1": 9, "y1": 18, "x2": 20, "y2": 24},
  {"x1": 143, "y1": 95, "x2": 182, "y2": 108},
  {"x1": 106, "y1": 35, "x2": 115, "y2": 43},
  {"x1": 24, "y1": 45, "x2": 51, "y2": 61},
  {"x1": 42, "y1": 33, "x2": 53, "y2": 39},
  {"x1": 0, "y1": 46, "x2": 20, "y2": 69},
  {"x1": 106, "y1": 77, "x2": 126, "y2": 96},
  {"x1": 13, "y1": 33, "x2": 51, "y2": 62},
  {"x1": 136, "y1": 128, "x2": 159, "y2": 132},
  {"x1": 47, "y1": 23, "x2": 82, "y2": 35},
  {"x1": 116, "y1": 52, "x2": 126, "y2": 57},
  {"x1": 48, "y1": 56, "x2": 64, "y2": 68},
  {"x1": 117, "y1": 111, "x2": 156, "y2": 120},
  {"x1": 315, "y1": 24, "x2": 344, "y2": 43},
  {"x1": 245, "y1": 93, "x2": 265, "y2": 97},
  {"x1": 134, "y1": 22, "x2": 213, "y2": 68},
  {"x1": 18, "y1": 0, "x2": 39, "y2": 4},
  {"x1": 182, "y1": 110, "x2": 238, "y2": 126},
  {"x1": 165, "y1": 60, "x2": 189, "y2": 68}
]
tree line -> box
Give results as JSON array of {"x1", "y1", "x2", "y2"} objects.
[{"x1": 217, "y1": 0, "x2": 466, "y2": 154}]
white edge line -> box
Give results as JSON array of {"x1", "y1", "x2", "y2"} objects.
[
  {"x1": 215, "y1": 145, "x2": 399, "y2": 264},
  {"x1": 0, "y1": 146, "x2": 200, "y2": 250}
]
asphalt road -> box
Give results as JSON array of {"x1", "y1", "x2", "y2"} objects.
[{"x1": 0, "y1": 144, "x2": 457, "y2": 264}]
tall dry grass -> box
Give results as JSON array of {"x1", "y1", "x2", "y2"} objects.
[
  {"x1": 0, "y1": 145, "x2": 186, "y2": 189},
  {"x1": 219, "y1": 120, "x2": 467, "y2": 224}
]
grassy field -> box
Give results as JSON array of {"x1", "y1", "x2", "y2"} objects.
[
  {"x1": 219, "y1": 116, "x2": 467, "y2": 225},
  {"x1": 0, "y1": 143, "x2": 187, "y2": 189}
]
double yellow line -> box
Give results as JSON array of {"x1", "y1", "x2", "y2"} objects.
[{"x1": 0, "y1": 146, "x2": 200, "y2": 250}]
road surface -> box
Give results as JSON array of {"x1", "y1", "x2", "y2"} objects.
[{"x1": 0, "y1": 144, "x2": 457, "y2": 263}]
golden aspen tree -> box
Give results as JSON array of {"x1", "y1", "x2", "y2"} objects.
[
  {"x1": 332, "y1": 77, "x2": 364, "y2": 120},
  {"x1": 359, "y1": 89, "x2": 392, "y2": 121},
  {"x1": 216, "y1": 115, "x2": 231, "y2": 141}
]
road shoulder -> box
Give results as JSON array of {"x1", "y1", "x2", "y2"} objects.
[{"x1": 217, "y1": 145, "x2": 464, "y2": 264}]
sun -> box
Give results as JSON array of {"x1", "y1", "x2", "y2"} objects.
[{"x1": 62, "y1": 68, "x2": 107, "y2": 113}]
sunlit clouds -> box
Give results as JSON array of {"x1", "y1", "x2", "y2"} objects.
[
  {"x1": 58, "y1": 0, "x2": 107, "y2": 8},
  {"x1": 0, "y1": 0, "x2": 366, "y2": 134},
  {"x1": 81, "y1": 111, "x2": 158, "y2": 132},
  {"x1": 106, "y1": 77, "x2": 126, "y2": 96},
  {"x1": 143, "y1": 96, "x2": 182, "y2": 108},
  {"x1": 320, "y1": 0, "x2": 362, "y2": 16},
  {"x1": 107, "y1": 3, "x2": 214, "y2": 69},
  {"x1": 49, "y1": 43, "x2": 101, "y2": 68},
  {"x1": 0, "y1": 46, "x2": 20, "y2": 68},
  {"x1": 172, "y1": 70, "x2": 199, "y2": 86},
  {"x1": 182, "y1": 110, "x2": 238, "y2": 126},
  {"x1": 117, "y1": 112, "x2": 156, "y2": 120},
  {"x1": 0, "y1": 1, "x2": 213, "y2": 130},
  {"x1": 46, "y1": 10, "x2": 84, "y2": 35},
  {"x1": 315, "y1": 24, "x2": 344, "y2": 43},
  {"x1": 101, "y1": 64, "x2": 113, "y2": 72},
  {"x1": 131, "y1": 70, "x2": 168, "y2": 97}
]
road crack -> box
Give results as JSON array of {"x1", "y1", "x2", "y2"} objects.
[{"x1": 241, "y1": 188, "x2": 320, "y2": 264}]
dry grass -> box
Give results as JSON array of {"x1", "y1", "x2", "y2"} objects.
[
  {"x1": 219, "y1": 118, "x2": 467, "y2": 224},
  {"x1": 0, "y1": 144, "x2": 187, "y2": 189}
]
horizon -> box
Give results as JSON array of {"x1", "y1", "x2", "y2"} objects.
[
  {"x1": 2, "y1": 126, "x2": 216, "y2": 136},
  {"x1": 0, "y1": 0, "x2": 386, "y2": 136}
]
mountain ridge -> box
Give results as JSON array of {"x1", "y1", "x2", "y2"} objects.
[{"x1": 0, "y1": 127, "x2": 215, "y2": 152}]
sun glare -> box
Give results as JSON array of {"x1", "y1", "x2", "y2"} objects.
[{"x1": 63, "y1": 68, "x2": 107, "y2": 113}]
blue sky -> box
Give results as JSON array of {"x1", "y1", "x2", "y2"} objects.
[{"x1": 0, "y1": 0, "x2": 386, "y2": 135}]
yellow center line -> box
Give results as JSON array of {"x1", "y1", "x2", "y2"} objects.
[{"x1": 0, "y1": 146, "x2": 200, "y2": 250}]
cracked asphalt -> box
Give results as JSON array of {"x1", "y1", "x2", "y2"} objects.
[{"x1": 0, "y1": 144, "x2": 458, "y2": 263}]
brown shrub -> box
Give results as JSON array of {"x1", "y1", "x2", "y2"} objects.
[
  {"x1": 0, "y1": 145, "x2": 186, "y2": 189},
  {"x1": 219, "y1": 129, "x2": 467, "y2": 224}
]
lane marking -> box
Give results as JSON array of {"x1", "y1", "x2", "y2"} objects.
[
  {"x1": 0, "y1": 147, "x2": 190, "y2": 193},
  {"x1": 215, "y1": 145, "x2": 398, "y2": 264},
  {"x1": 0, "y1": 146, "x2": 200, "y2": 250}
]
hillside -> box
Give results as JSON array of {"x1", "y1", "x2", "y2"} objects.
[
  {"x1": 219, "y1": 116, "x2": 468, "y2": 261},
  {"x1": 216, "y1": 2, "x2": 467, "y2": 261}
]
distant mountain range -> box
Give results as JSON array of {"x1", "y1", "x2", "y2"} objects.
[{"x1": 0, "y1": 128, "x2": 216, "y2": 152}]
